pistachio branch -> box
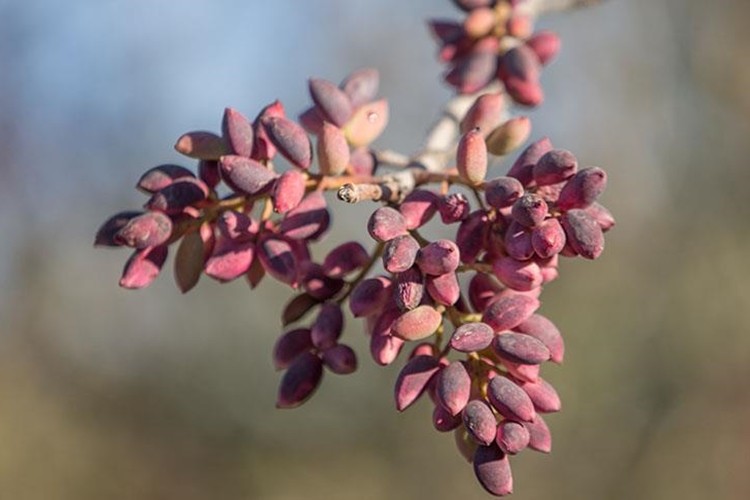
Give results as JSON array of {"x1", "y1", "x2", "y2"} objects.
[
  {"x1": 523, "y1": 0, "x2": 604, "y2": 16},
  {"x1": 335, "y1": 0, "x2": 603, "y2": 204}
]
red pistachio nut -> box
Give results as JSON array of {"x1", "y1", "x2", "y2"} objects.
[
  {"x1": 367, "y1": 206, "x2": 408, "y2": 242},
  {"x1": 561, "y1": 209, "x2": 605, "y2": 259},
  {"x1": 273, "y1": 328, "x2": 313, "y2": 370},
  {"x1": 513, "y1": 313, "x2": 565, "y2": 364},
  {"x1": 136, "y1": 164, "x2": 195, "y2": 194},
  {"x1": 450, "y1": 322, "x2": 494, "y2": 353},
  {"x1": 391, "y1": 305, "x2": 443, "y2": 341},
  {"x1": 457, "y1": 129, "x2": 489, "y2": 185},
  {"x1": 222, "y1": 107, "x2": 255, "y2": 158},
  {"x1": 460, "y1": 92, "x2": 506, "y2": 136},
  {"x1": 174, "y1": 131, "x2": 230, "y2": 160},
  {"x1": 119, "y1": 245, "x2": 168, "y2": 290},
  {"x1": 482, "y1": 293, "x2": 540, "y2": 332},
  {"x1": 322, "y1": 241, "x2": 369, "y2": 278},
  {"x1": 462, "y1": 400, "x2": 498, "y2": 446},
  {"x1": 273, "y1": 169, "x2": 307, "y2": 214},
  {"x1": 435, "y1": 360, "x2": 472, "y2": 416},
  {"x1": 340, "y1": 67, "x2": 380, "y2": 108},
  {"x1": 496, "y1": 420, "x2": 530, "y2": 455},
  {"x1": 394, "y1": 354, "x2": 442, "y2": 411},
  {"x1": 309, "y1": 78, "x2": 354, "y2": 127},
  {"x1": 473, "y1": 444, "x2": 514, "y2": 496},
  {"x1": 317, "y1": 122, "x2": 350, "y2": 176},
  {"x1": 219, "y1": 155, "x2": 277, "y2": 196},
  {"x1": 322, "y1": 343, "x2": 358, "y2": 375},
  {"x1": 399, "y1": 189, "x2": 439, "y2": 230},
  {"x1": 486, "y1": 116, "x2": 531, "y2": 156},
  {"x1": 276, "y1": 351, "x2": 323, "y2": 409},
  {"x1": 262, "y1": 116, "x2": 313, "y2": 170},
  {"x1": 343, "y1": 99, "x2": 389, "y2": 147},
  {"x1": 487, "y1": 375, "x2": 536, "y2": 422},
  {"x1": 507, "y1": 136, "x2": 553, "y2": 187}
]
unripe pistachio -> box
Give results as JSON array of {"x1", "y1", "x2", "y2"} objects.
[
  {"x1": 95, "y1": 211, "x2": 141, "y2": 247},
  {"x1": 436, "y1": 361, "x2": 472, "y2": 416},
  {"x1": 417, "y1": 239, "x2": 461, "y2": 276},
  {"x1": 519, "y1": 377, "x2": 562, "y2": 413},
  {"x1": 399, "y1": 189, "x2": 439, "y2": 229},
  {"x1": 145, "y1": 178, "x2": 209, "y2": 215},
  {"x1": 252, "y1": 100, "x2": 286, "y2": 161},
  {"x1": 262, "y1": 116, "x2": 313, "y2": 170},
  {"x1": 383, "y1": 234, "x2": 420, "y2": 274},
  {"x1": 115, "y1": 211, "x2": 172, "y2": 249},
  {"x1": 343, "y1": 99, "x2": 389, "y2": 147},
  {"x1": 367, "y1": 206, "x2": 408, "y2": 242},
  {"x1": 457, "y1": 129, "x2": 488, "y2": 185},
  {"x1": 204, "y1": 235, "x2": 255, "y2": 283},
  {"x1": 511, "y1": 193, "x2": 548, "y2": 227},
  {"x1": 426, "y1": 272, "x2": 461, "y2": 306},
  {"x1": 526, "y1": 30, "x2": 561, "y2": 66},
  {"x1": 219, "y1": 155, "x2": 277, "y2": 196},
  {"x1": 473, "y1": 443, "x2": 513, "y2": 496},
  {"x1": 340, "y1": 67, "x2": 380, "y2": 108},
  {"x1": 462, "y1": 400, "x2": 498, "y2": 446},
  {"x1": 137, "y1": 164, "x2": 195, "y2": 194},
  {"x1": 311, "y1": 302, "x2": 344, "y2": 350},
  {"x1": 174, "y1": 131, "x2": 230, "y2": 160},
  {"x1": 280, "y1": 191, "x2": 330, "y2": 241},
  {"x1": 394, "y1": 267, "x2": 425, "y2": 311},
  {"x1": 487, "y1": 375, "x2": 536, "y2": 422},
  {"x1": 482, "y1": 293, "x2": 540, "y2": 332},
  {"x1": 461, "y1": 92, "x2": 506, "y2": 136},
  {"x1": 322, "y1": 241, "x2": 369, "y2": 278},
  {"x1": 531, "y1": 218, "x2": 566, "y2": 259},
  {"x1": 317, "y1": 122, "x2": 350, "y2": 176},
  {"x1": 533, "y1": 149, "x2": 578, "y2": 186},
  {"x1": 507, "y1": 136, "x2": 553, "y2": 187},
  {"x1": 484, "y1": 176, "x2": 524, "y2": 208},
  {"x1": 524, "y1": 414, "x2": 552, "y2": 453},
  {"x1": 119, "y1": 245, "x2": 168, "y2": 289},
  {"x1": 492, "y1": 332, "x2": 551, "y2": 365},
  {"x1": 173, "y1": 228, "x2": 207, "y2": 293},
  {"x1": 561, "y1": 209, "x2": 605, "y2": 259},
  {"x1": 486, "y1": 116, "x2": 531, "y2": 156},
  {"x1": 557, "y1": 167, "x2": 608, "y2": 210},
  {"x1": 450, "y1": 322, "x2": 495, "y2": 353},
  {"x1": 222, "y1": 107, "x2": 254, "y2": 158},
  {"x1": 349, "y1": 276, "x2": 392, "y2": 317},
  {"x1": 276, "y1": 352, "x2": 323, "y2": 409},
  {"x1": 309, "y1": 78, "x2": 354, "y2": 127},
  {"x1": 273, "y1": 328, "x2": 313, "y2": 370},
  {"x1": 438, "y1": 193, "x2": 470, "y2": 224},
  {"x1": 493, "y1": 256, "x2": 543, "y2": 291},
  {"x1": 322, "y1": 344, "x2": 357, "y2": 375},
  {"x1": 273, "y1": 169, "x2": 307, "y2": 214},
  {"x1": 391, "y1": 305, "x2": 443, "y2": 341},
  {"x1": 394, "y1": 355, "x2": 442, "y2": 411},
  {"x1": 496, "y1": 421, "x2": 530, "y2": 455},
  {"x1": 514, "y1": 314, "x2": 564, "y2": 364}
]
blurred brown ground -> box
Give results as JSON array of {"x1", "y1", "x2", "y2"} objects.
[{"x1": 1, "y1": 0, "x2": 749, "y2": 499}]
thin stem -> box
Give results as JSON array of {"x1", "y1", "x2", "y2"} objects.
[
  {"x1": 457, "y1": 262, "x2": 493, "y2": 274},
  {"x1": 373, "y1": 149, "x2": 411, "y2": 168}
]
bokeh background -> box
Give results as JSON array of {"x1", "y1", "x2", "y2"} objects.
[{"x1": 1, "y1": 0, "x2": 749, "y2": 498}]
